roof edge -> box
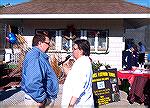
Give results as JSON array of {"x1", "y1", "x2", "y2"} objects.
[{"x1": 0, "y1": 14, "x2": 150, "y2": 19}]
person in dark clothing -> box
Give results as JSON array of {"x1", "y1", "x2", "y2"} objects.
[
  {"x1": 130, "y1": 42, "x2": 139, "y2": 67},
  {"x1": 122, "y1": 43, "x2": 132, "y2": 70},
  {"x1": 122, "y1": 50, "x2": 132, "y2": 70},
  {"x1": 138, "y1": 42, "x2": 146, "y2": 67}
]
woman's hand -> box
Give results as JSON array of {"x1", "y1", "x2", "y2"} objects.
[
  {"x1": 62, "y1": 63, "x2": 71, "y2": 75},
  {"x1": 62, "y1": 59, "x2": 75, "y2": 75}
]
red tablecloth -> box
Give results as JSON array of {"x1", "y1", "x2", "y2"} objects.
[
  {"x1": 117, "y1": 69, "x2": 150, "y2": 85},
  {"x1": 117, "y1": 68, "x2": 150, "y2": 105}
]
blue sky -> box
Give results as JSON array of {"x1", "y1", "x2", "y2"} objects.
[
  {"x1": 0, "y1": 0, "x2": 150, "y2": 8},
  {"x1": 128, "y1": 0, "x2": 150, "y2": 7},
  {"x1": 0, "y1": 0, "x2": 31, "y2": 5}
]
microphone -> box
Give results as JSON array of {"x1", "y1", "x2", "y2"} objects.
[{"x1": 58, "y1": 55, "x2": 71, "y2": 66}]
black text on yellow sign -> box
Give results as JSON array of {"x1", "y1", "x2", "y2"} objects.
[
  {"x1": 98, "y1": 96, "x2": 111, "y2": 105},
  {"x1": 92, "y1": 72, "x2": 116, "y2": 78}
]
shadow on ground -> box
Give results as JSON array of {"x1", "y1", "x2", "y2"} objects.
[
  {"x1": 0, "y1": 86, "x2": 21, "y2": 101},
  {"x1": 0, "y1": 76, "x2": 21, "y2": 87}
]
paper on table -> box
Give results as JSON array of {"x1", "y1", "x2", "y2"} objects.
[
  {"x1": 133, "y1": 69, "x2": 143, "y2": 74},
  {"x1": 119, "y1": 70, "x2": 133, "y2": 73}
]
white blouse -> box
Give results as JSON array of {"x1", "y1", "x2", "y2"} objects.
[{"x1": 61, "y1": 56, "x2": 94, "y2": 108}]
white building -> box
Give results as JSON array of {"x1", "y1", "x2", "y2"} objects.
[{"x1": 0, "y1": 0, "x2": 150, "y2": 70}]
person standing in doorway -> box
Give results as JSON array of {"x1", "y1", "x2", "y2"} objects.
[
  {"x1": 21, "y1": 32, "x2": 59, "y2": 108},
  {"x1": 138, "y1": 42, "x2": 146, "y2": 67},
  {"x1": 61, "y1": 39, "x2": 94, "y2": 108}
]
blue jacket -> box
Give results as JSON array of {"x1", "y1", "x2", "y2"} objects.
[{"x1": 21, "y1": 47, "x2": 59, "y2": 103}]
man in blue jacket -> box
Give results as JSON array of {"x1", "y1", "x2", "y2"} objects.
[{"x1": 21, "y1": 32, "x2": 59, "y2": 108}]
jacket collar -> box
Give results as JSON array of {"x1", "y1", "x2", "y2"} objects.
[{"x1": 32, "y1": 46, "x2": 49, "y2": 59}]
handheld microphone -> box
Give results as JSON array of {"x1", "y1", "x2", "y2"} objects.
[{"x1": 58, "y1": 55, "x2": 71, "y2": 66}]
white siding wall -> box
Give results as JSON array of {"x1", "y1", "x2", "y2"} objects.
[
  {"x1": 23, "y1": 36, "x2": 34, "y2": 48},
  {"x1": 91, "y1": 37, "x2": 124, "y2": 70}
]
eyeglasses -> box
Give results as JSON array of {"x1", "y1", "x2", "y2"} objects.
[
  {"x1": 72, "y1": 47, "x2": 78, "y2": 51},
  {"x1": 44, "y1": 42, "x2": 50, "y2": 46}
]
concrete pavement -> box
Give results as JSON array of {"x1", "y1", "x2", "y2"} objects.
[{"x1": 0, "y1": 84, "x2": 147, "y2": 108}]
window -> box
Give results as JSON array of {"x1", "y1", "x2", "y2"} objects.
[
  {"x1": 35, "y1": 29, "x2": 109, "y2": 53},
  {"x1": 61, "y1": 30, "x2": 80, "y2": 52},
  {"x1": 87, "y1": 29, "x2": 109, "y2": 51},
  {"x1": 87, "y1": 30, "x2": 96, "y2": 51},
  {"x1": 97, "y1": 30, "x2": 109, "y2": 51}
]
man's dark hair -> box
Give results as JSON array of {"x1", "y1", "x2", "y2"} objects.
[
  {"x1": 32, "y1": 33, "x2": 50, "y2": 46},
  {"x1": 138, "y1": 42, "x2": 142, "y2": 46},
  {"x1": 74, "y1": 39, "x2": 90, "y2": 56}
]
